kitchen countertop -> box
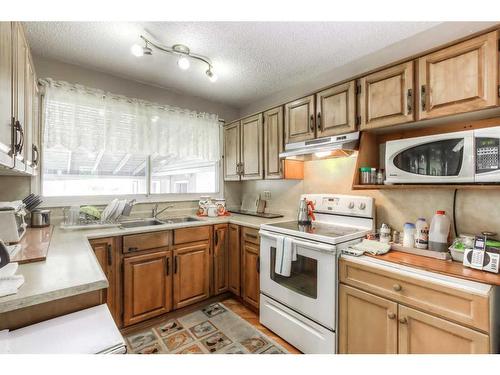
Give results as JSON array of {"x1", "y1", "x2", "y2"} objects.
[{"x1": 0, "y1": 213, "x2": 292, "y2": 314}]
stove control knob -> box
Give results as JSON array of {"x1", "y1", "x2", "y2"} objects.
[
  {"x1": 359, "y1": 202, "x2": 366, "y2": 210},
  {"x1": 348, "y1": 202, "x2": 355, "y2": 209}
]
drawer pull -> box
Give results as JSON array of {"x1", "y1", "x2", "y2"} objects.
[
  {"x1": 387, "y1": 312, "x2": 396, "y2": 320},
  {"x1": 398, "y1": 317, "x2": 407, "y2": 324},
  {"x1": 392, "y1": 284, "x2": 402, "y2": 292},
  {"x1": 128, "y1": 247, "x2": 139, "y2": 253}
]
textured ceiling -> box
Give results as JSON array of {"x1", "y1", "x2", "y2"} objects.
[{"x1": 24, "y1": 22, "x2": 441, "y2": 109}]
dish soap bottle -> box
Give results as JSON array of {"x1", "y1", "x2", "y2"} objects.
[
  {"x1": 429, "y1": 211, "x2": 451, "y2": 252},
  {"x1": 415, "y1": 218, "x2": 429, "y2": 249}
]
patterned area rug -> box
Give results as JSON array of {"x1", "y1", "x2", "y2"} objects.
[{"x1": 125, "y1": 302, "x2": 289, "y2": 354}]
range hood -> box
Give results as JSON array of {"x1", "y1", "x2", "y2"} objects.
[{"x1": 279, "y1": 131, "x2": 359, "y2": 160}]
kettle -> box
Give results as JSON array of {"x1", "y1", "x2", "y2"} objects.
[{"x1": 297, "y1": 198, "x2": 315, "y2": 225}]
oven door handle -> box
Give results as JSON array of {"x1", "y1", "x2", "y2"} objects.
[{"x1": 259, "y1": 230, "x2": 336, "y2": 253}]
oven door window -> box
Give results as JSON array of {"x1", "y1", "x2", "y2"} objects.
[
  {"x1": 270, "y1": 247, "x2": 318, "y2": 299},
  {"x1": 393, "y1": 138, "x2": 464, "y2": 176}
]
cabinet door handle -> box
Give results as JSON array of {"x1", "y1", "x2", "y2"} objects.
[
  {"x1": 256, "y1": 255, "x2": 260, "y2": 274},
  {"x1": 309, "y1": 114, "x2": 314, "y2": 132},
  {"x1": 399, "y1": 317, "x2": 407, "y2": 324},
  {"x1": 317, "y1": 112, "x2": 322, "y2": 131},
  {"x1": 407, "y1": 88, "x2": 413, "y2": 114},
  {"x1": 174, "y1": 255, "x2": 178, "y2": 274},
  {"x1": 215, "y1": 230, "x2": 218, "y2": 246},
  {"x1": 32, "y1": 145, "x2": 39, "y2": 167},
  {"x1": 387, "y1": 312, "x2": 396, "y2": 320},
  {"x1": 14, "y1": 120, "x2": 24, "y2": 155},
  {"x1": 106, "y1": 244, "x2": 112, "y2": 266},
  {"x1": 392, "y1": 284, "x2": 402, "y2": 292},
  {"x1": 165, "y1": 257, "x2": 170, "y2": 276},
  {"x1": 420, "y1": 85, "x2": 426, "y2": 111}
]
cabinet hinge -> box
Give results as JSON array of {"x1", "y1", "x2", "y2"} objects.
[{"x1": 355, "y1": 84, "x2": 361, "y2": 95}]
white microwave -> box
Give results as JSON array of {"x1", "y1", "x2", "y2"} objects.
[{"x1": 385, "y1": 126, "x2": 500, "y2": 184}]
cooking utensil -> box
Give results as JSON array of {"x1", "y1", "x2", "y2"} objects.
[{"x1": 31, "y1": 209, "x2": 51, "y2": 228}]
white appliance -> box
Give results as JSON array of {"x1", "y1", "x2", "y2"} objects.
[
  {"x1": 4, "y1": 304, "x2": 126, "y2": 354},
  {"x1": 0, "y1": 201, "x2": 27, "y2": 243},
  {"x1": 385, "y1": 126, "x2": 500, "y2": 184},
  {"x1": 280, "y1": 132, "x2": 359, "y2": 159},
  {"x1": 259, "y1": 194, "x2": 375, "y2": 354}
]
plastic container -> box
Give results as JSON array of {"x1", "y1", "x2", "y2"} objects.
[
  {"x1": 376, "y1": 169, "x2": 385, "y2": 185},
  {"x1": 370, "y1": 168, "x2": 377, "y2": 184},
  {"x1": 429, "y1": 210, "x2": 451, "y2": 252},
  {"x1": 379, "y1": 223, "x2": 391, "y2": 244},
  {"x1": 415, "y1": 218, "x2": 429, "y2": 249},
  {"x1": 403, "y1": 223, "x2": 416, "y2": 248},
  {"x1": 360, "y1": 167, "x2": 371, "y2": 184}
]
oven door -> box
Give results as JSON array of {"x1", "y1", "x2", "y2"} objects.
[
  {"x1": 259, "y1": 230, "x2": 337, "y2": 330},
  {"x1": 474, "y1": 126, "x2": 500, "y2": 182},
  {"x1": 385, "y1": 130, "x2": 474, "y2": 183}
]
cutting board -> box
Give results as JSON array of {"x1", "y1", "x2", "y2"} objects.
[{"x1": 10, "y1": 226, "x2": 53, "y2": 264}]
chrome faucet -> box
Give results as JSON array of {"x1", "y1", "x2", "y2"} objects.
[{"x1": 152, "y1": 203, "x2": 174, "y2": 219}]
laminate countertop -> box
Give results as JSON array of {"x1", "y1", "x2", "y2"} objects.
[{"x1": 0, "y1": 213, "x2": 292, "y2": 314}]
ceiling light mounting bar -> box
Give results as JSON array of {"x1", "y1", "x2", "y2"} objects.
[{"x1": 139, "y1": 35, "x2": 213, "y2": 69}]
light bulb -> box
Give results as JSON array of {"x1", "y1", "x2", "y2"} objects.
[
  {"x1": 206, "y1": 69, "x2": 217, "y2": 82},
  {"x1": 177, "y1": 56, "x2": 190, "y2": 70},
  {"x1": 130, "y1": 44, "x2": 144, "y2": 57}
]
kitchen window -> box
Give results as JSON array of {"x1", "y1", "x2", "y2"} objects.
[{"x1": 39, "y1": 79, "x2": 221, "y2": 202}]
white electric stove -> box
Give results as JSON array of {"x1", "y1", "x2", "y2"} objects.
[{"x1": 259, "y1": 194, "x2": 375, "y2": 354}]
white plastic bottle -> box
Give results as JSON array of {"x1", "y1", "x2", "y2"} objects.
[
  {"x1": 415, "y1": 218, "x2": 429, "y2": 249},
  {"x1": 429, "y1": 210, "x2": 451, "y2": 252}
]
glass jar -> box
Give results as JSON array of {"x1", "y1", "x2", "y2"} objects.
[
  {"x1": 360, "y1": 167, "x2": 371, "y2": 184},
  {"x1": 376, "y1": 169, "x2": 384, "y2": 185}
]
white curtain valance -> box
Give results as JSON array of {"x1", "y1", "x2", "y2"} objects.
[{"x1": 40, "y1": 78, "x2": 220, "y2": 162}]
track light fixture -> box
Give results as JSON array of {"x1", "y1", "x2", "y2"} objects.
[{"x1": 131, "y1": 35, "x2": 217, "y2": 82}]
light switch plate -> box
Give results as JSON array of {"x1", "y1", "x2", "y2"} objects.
[{"x1": 263, "y1": 191, "x2": 271, "y2": 200}]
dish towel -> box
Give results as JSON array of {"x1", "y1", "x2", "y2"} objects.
[
  {"x1": 275, "y1": 237, "x2": 295, "y2": 277},
  {"x1": 0, "y1": 263, "x2": 25, "y2": 298}
]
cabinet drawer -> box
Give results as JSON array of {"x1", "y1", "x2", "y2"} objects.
[
  {"x1": 241, "y1": 226, "x2": 260, "y2": 245},
  {"x1": 173, "y1": 226, "x2": 210, "y2": 245},
  {"x1": 123, "y1": 231, "x2": 170, "y2": 253},
  {"x1": 339, "y1": 258, "x2": 490, "y2": 332}
]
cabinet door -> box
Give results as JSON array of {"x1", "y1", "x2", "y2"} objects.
[
  {"x1": 228, "y1": 224, "x2": 240, "y2": 296},
  {"x1": 213, "y1": 224, "x2": 229, "y2": 295},
  {"x1": 398, "y1": 305, "x2": 489, "y2": 354},
  {"x1": 0, "y1": 22, "x2": 13, "y2": 168},
  {"x1": 90, "y1": 237, "x2": 116, "y2": 312},
  {"x1": 284, "y1": 95, "x2": 315, "y2": 144},
  {"x1": 417, "y1": 31, "x2": 499, "y2": 120},
  {"x1": 316, "y1": 81, "x2": 357, "y2": 137},
  {"x1": 240, "y1": 113, "x2": 263, "y2": 180},
  {"x1": 173, "y1": 241, "x2": 210, "y2": 309},
  {"x1": 359, "y1": 62, "x2": 414, "y2": 130},
  {"x1": 123, "y1": 250, "x2": 172, "y2": 326},
  {"x1": 242, "y1": 241, "x2": 260, "y2": 309},
  {"x1": 13, "y1": 23, "x2": 26, "y2": 165},
  {"x1": 24, "y1": 54, "x2": 34, "y2": 170},
  {"x1": 223, "y1": 121, "x2": 240, "y2": 181},
  {"x1": 263, "y1": 106, "x2": 284, "y2": 179},
  {"x1": 338, "y1": 285, "x2": 398, "y2": 354}
]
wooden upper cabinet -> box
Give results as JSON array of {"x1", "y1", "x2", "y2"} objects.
[
  {"x1": 173, "y1": 241, "x2": 210, "y2": 309},
  {"x1": 417, "y1": 31, "x2": 499, "y2": 120},
  {"x1": 0, "y1": 22, "x2": 13, "y2": 168},
  {"x1": 398, "y1": 305, "x2": 489, "y2": 354},
  {"x1": 316, "y1": 81, "x2": 357, "y2": 137},
  {"x1": 213, "y1": 224, "x2": 229, "y2": 295},
  {"x1": 284, "y1": 95, "x2": 315, "y2": 144},
  {"x1": 263, "y1": 106, "x2": 284, "y2": 179},
  {"x1": 24, "y1": 54, "x2": 34, "y2": 170},
  {"x1": 13, "y1": 23, "x2": 26, "y2": 165},
  {"x1": 223, "y1": 121, "x2": 240, "y2": 181},
  {"x1": 240, "y1": 113, "x2": 263, "y2": 180},
  {"x1": 339, "y1": 284, "x2": 398, "y2": 354},
  {"x1": 359, "y1": 61, "x2": 415, "y2": 130},
  {"x1": 227, "y1": 224, "x2": 241, "y2": 296},
  {"x1": 123, "y1": 250, "x2": 172, "y2": 326}
]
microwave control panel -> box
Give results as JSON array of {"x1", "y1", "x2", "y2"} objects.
[{"x1": 476, "y1": 137, "x2": 499, "y2": 173}]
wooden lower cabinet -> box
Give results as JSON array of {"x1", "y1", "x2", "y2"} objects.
[
  {"x1": 123, "y1": 250, "x2": 172, "y2": 326},
  {"x1": 228, "y1": 224, "x2": 241, "y2": 296},
  {"x1": 213, "y1": 224, "x2": 229, "y2": 295},
  {"x1": 242, "y1": 239, "x2": 260, "y2": 309},
  {"x1": 398, "y1": 305, "x2": 489, "y2": 354},
  {"x1": 89, "y1": 237, "x2": 118, "y2": 321},
  {"x1": 173, "y1": 241, "x2": 210, "y2": 309},
  {"x1": 339, "y1": 284, "x2": 398, "y2": 354}
]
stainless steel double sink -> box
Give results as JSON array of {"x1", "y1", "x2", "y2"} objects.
[{"x1": 119, "y1": 216, "x2": 200, "y2": 228}]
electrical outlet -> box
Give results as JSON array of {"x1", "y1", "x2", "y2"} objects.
[{"x1": 263, "y1": 191, "x2": 272, "y2": 200}]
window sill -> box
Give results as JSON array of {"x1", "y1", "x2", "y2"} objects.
[{"x1": 39, "y1": 193, "x2": 223, "y2": 208}]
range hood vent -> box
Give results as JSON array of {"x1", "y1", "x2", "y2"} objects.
[{"x1": 279, "y1": 131, "x2": 359, "y2": 160}]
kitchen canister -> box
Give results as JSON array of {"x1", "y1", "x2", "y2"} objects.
[{"x1": 379, "y1": 223, "x2": 391, "y2": 244}]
